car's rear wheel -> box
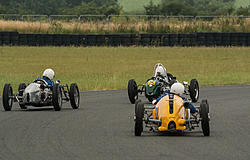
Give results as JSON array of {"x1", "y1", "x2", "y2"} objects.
[
  {"x1": 200, "y1": 99, "x2": 210, "y2": 136},
  {"x1": 128, "y1": 79, "x2": 138, "y2": 104},
  {"x1": 52, "y1": 84, "x2": 62, "y2": 111},
  {"x1": 69, "y1": 83, "x2": 80, "y2": 109},
  {"x1": 3, "y1": 84, "x2": 13, "y2": 111},
  {"x1": 189, "y1": 79, "x2": 199, "y2": 102},
  {"x1": 18, "y1": 83, "x2": 27, "y2": 109},
  {"x1": 134, "y1": 102, "x2": 144, "y2": 136}
]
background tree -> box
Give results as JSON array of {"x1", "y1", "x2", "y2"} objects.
[
  {"x1": 0, "y1": 0, "x2": 121, "y2": 15},
  {"x1": 160, "y1": 0, "x2": 197, "y2": 15},
  {"x1": 144, "y1": 0, "x2": 245, "y2": 15},
  {"x1": 144, "y1": 0, "x2": 161, "y2": 15},
  {"x1": 0, "y1": 0, "x2": 249, "y2": 16},
  {"x1": 236, "y1": 6, "x2": 250, "y2": 15}
]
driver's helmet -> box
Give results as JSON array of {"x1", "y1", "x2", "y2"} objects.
[
  {"x1": 153, "y1": 63, "x2": 167, "y2": 77},
  {"x1": 170, "y1": 83, "x2": 184, "y2": 95},
  {"x1": 43, "y1": 68, "x2": 55, "y2": 80}
]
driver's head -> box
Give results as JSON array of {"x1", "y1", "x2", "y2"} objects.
[
  {"x1": 170, "y1": 83, "x2": 184, "y2": 95},
  {"x1": 43, "y1": 68, "x2": 55, "y2": 80},
  {"x1": 154, "y1": 63, "x2": 166, "y2": 76}
]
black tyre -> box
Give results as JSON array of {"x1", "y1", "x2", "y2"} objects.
[
  {"x1": 134, "y1": 99, "x2": 141, "y2": 113},
  {"x1": 52, "y1": 84, "x2": 62, "y2": 111},
  {"x1": 169, "y1": 79, "x2": 177, "y2": 87},
  {"x1": 200, "y1": 100, "x2": 210, "y2": 136},
  {"x1": 128, "y1": 79, "x2": 138, "y2": 104},
  {"x1": 167, "y1": 73, "x2": 174, "y2": 80},
  {"x1": 2, "y1": 84, "x2": 13, "y2": 111},
  {"x1": 134, "y1": 102, "x2": 144, "y2": 136},
  {"x1": 189, "y1": 79, "x2": 199, "y2": 102},
  {"x1": 69, "y1": 83, "x2": 80, "y2": 109},
  {"x1": 18, "y1": 83, "x2": 27, "y2": 109},
  {"x1": 147, "y1": 97, "x2": 153, "y2": 103},
  {"x1": 203, "y1": 99, "x2": 209, "y2": 113}
]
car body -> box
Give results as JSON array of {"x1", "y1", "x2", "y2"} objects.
[
  {"x1": 128, "y1": 75, "x2": 199, "y2": 104},
  {"x1": 134, "y1": 94, "x2": 210, "y2": 136},
  {"x1": 2, "y1": 79, "x2": 80, "y2": 111}
]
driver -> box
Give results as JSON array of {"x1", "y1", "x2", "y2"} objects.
[
  {"x1": 153, "y1": 63, "x2": 175, "y2": 84},
  {"x1": 154, "y1": 83, "x2": 197, "y2": 114},
  {"x1": 34, "y1": 68, "x2": 55, "y2": 90}
]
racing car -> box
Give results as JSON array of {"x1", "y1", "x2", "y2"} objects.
[
  {"x1": 128, "y1": 76, "x2": 199, "y2": 104},
  {"x1": 2, "y1": 79, "x2": 80, "y2": 111},
  {"x1": 134, "y1": 95, "x2": 210, "y2": 136}
]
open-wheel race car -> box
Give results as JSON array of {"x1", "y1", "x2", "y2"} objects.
[
  {"x1": 2, "y1": 79, "x2": 80, "y2": 111},
  {"x1": 128, "y1": 77, "x2": 199, "y2": 104},
  {"x1": 128, "y1": 63, "x2": 199, "y2": 104},
  {"x1": 134, "y1": 93, "x2": 210, "y2": 136}
]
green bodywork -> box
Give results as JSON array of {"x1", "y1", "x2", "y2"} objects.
[{"x1": 145, "y1": 79, "x2": 161, "y2": 99}]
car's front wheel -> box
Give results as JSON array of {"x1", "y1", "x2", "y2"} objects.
[
  {"x1": 200, "y1": 99, "x2": 210, "y2": 136},
  {"x1": 52, "y1": 84, "x2": 62, "y2": 111},
  {"x1": 69, "y1": 83, "x2": 80, "y2": 109},
  {"x1": 134, "y1": 99, "x2": 141, "y2": 113},
  {"x1": 3, "y1": 84, "x2": 13, "y2": 111},
  {"x1": 134, "y1": 102, "x2": 144, "y2": 136}
]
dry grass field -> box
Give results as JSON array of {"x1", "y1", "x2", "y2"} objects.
[
  {"x1": 0, "y1": 46, "x2": 250, "y2": 94},
  {"x1": 0, "y1": 17, "x2": 250, "y2": 34}
]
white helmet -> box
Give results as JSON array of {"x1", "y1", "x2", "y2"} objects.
[
  {"x1": 153, "y1": 63, "x2": 167, "y2": 77},
  {"x1": 43, "y1": 68, "x2": 55, "y2": 80},
  {"x1": 170, "y1": 83, "x2": 184, "y2": 95}
]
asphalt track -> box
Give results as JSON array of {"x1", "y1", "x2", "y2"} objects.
[{"x1": 0, "y1": 85, "x2": 249, "y2": 160}]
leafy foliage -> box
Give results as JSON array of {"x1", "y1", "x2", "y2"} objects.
[
  {"x1": 0, "y1": 0, "x2": 249, "y2": 15},
  {"x1": 0, "y1": 0, "x2": 121, "y2": 15},
  {"x1": 235, "y1": 0, "x2": 250, "y2": 8},
  {"x1": 144, "y1": 0, "x2": 250, "y2": 15}
]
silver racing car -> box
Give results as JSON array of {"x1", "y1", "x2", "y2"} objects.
[{"x1": 2, "y1": 79, "x2": 80, "y2": 111}]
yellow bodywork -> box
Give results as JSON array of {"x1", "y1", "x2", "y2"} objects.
[{"x1": 152, "y1": 94, "x2": 187, "y2": 131}]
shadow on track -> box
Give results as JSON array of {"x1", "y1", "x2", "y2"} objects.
[{"x1": 1, "y1": 107, "x2": 79, "y2": 112}]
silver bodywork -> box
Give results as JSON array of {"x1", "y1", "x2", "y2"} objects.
[
  {"x1": 2, "y1": 80, "x2": 80, "y2": 111},
  {"x1": 22, "y1": 83, "x2": 51, "y2": 106}
]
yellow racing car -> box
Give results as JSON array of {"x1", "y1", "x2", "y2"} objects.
[{"x1": 134, "y1": 93, "x2": 210, "y2": 136}]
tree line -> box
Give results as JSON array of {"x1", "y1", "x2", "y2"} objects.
[
  {"x1": 0, "y1": 0, "x2": 249, "y2": 16},
  {"x1": 145, "y1": 0, "x2": 250, "y2": 16},
  {"x1": 0, "y1": 0, "x2": 121, "y2": 15}
]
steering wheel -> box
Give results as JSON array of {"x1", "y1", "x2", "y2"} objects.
[
  {"x1": 34, "y1": 79, "x2": 47, "y2": 84},
  {"x1": 33, "y1": 79, "x2": 50, "y2": 90},
  {"x1": 156, "y1": 74, "x2": 165, "y2": 82}
]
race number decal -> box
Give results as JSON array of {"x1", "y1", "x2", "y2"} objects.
[{"x1": 147, "y1": 80, "x2": 156, "y2": 86}]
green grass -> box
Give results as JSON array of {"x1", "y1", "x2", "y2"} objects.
[
  {"x1": 118, "y1": 0, "x2": 160, "y2": 13},
  {"x1": 0, "y1": 46, "x2": 250, "y2": 94}
]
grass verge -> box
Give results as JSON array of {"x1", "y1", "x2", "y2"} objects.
[{"x1": 0, "y1": 46, "x2": 250, "y2": 94}]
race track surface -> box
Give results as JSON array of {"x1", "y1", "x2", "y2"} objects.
[{"x1": 0, "y1": 85, "x2": 249, "y2": 160}]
